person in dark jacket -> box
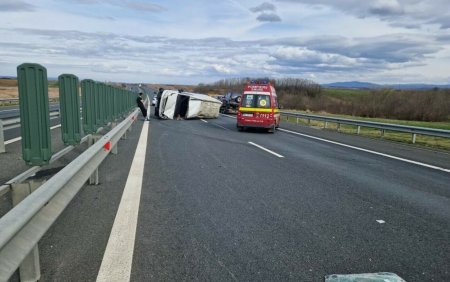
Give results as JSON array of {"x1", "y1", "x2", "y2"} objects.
[
  {"x1": 136, "y1": 92, "x2": 148, "y2": 121},
  {"x1": 154, "y1": 87, "x2": 164, "y2": 118}
]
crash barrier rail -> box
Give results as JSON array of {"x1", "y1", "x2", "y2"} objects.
[
  {"x1": 280, "y1": 111, "x2": 450, "y2": 143},
  {"x1": 0, "y1": 111, "x2": 60, "y2": 154},
  {"x1": 0, "y1": 98, "x2": 59, "y2": 105},
  {"x1": 0, "y1": 134, "x2": 90, "y2": 198},
  {"x1": 0, "y1": 108, "x2": 139, "y2": 281},
  {"x1": 0, "y1": 63, "x2": 142, "y2": 280}
]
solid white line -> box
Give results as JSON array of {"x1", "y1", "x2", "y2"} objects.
[
  {"x1": 200, "y1": 119, "x2": 208, "y2": 123},
  {"x1": 278, "y1": 128, "x2": 450, "y2": 173},
  {"x1": 376, "y1": 220, "x2": 386, "y2": 224},
  {"x1": 221, "y1": 113, "x2": 448, "y2": 172},
  {"x1": 97, "y1": 121, "x2": 149, "y2": 282},
  {"x1": 248, "y1": 141, "x2": 284, "y2": 158},
  {"x1": 4, "y1": 124, "x2": 62, "y2": 145},
  {"x1": 4, "y1": 137, "x2": 21, "y2": 145}
]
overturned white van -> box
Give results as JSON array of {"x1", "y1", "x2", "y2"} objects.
[{"x1": 158, "y1": 90, "x2": 222, "y2": 120}]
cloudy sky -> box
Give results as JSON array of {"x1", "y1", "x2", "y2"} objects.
[{"x1": 1, "y1": 0, "x2": 449, "y2": 85}]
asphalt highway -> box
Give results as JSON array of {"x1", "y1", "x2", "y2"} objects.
[
  {"x1": 3, "y1": 110, "x2": 450, "y2": 281},
  {"x1": 0, "y1": 103, "x2": 59, "y2": 119}
]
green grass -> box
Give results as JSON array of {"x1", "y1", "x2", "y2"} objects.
[
  {"x1": 282, "y1": 111, "x2": 450, "y2": 151},
  {"x1": 48, "y1": 81, "x2": 59, "y2": 88}
]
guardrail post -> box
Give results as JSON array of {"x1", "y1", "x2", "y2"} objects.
[
  {"x1": 337, "y1": 123, "x2": 341, "y2": 132},
  {"x1": 0, "y1": 120, "x2": 5, "y2": 153},
  {"x1": 17, "y1": 63, "x2": 52, "y2": 166},
  {"x1": 324, "y1": 121, "x2": 328, "y2": 129},
  {"x1": 296, "y1": 117, "x2": 299, "y2": 124},
  {"x1": 412, "y1": 133, "x2": 417, "y2": 144},
  {"x1": 88, "y1": 135, "x2": 100, "y2": 185},
  {"x1": 307, "y1": 118, "x2": 311, "y2": 125},
  {"x1": 11, "y1": 180, "x2": 43, "y2": 282},
  {"x1": 381, "y1": 129, "x2": 385, "y2": 138},
  {"x1": 110, "y1": 122, "x2": 118, "y2": 155},
  {"x1": 357, "y1": 126, "x2": 361, "y2": 135}
]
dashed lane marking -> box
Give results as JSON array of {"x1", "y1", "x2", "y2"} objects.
[
  {"x1": 248, "y1": 141, "x2": 284, "y2": 158},
  {"x1": 220, "y1": 114, "x2": 449, "y2": 173}
]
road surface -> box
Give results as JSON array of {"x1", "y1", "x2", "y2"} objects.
[{"x1": 2, "y1": 109, "x2": 449, "y2": 281}]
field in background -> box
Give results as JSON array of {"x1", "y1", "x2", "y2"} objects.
[{"x1": 0, "y1": 79, "x2": 59, "y2": 100}]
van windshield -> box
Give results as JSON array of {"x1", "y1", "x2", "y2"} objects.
[{"x1": 242, "y1": 94, "x2": 271, "y2": 108}]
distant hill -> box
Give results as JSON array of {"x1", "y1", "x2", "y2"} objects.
[
  {"x1": 322, "y1": 81, "x2": 380, "y2": 89},
  {"x1": 322, "y1": 81, "x2": 450, "y2": 90}
]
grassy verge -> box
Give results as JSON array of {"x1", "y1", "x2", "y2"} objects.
[{"x1": 282, "y1": 111, "x2": 450, "y2": 151}]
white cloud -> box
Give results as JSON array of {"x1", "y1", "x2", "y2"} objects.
[
  {"x1": 0, "y1": 0, "x2": 448, "y2": 84},
  {"x1": 0, "y1": 0, "x2": 34, "y2": 12}
]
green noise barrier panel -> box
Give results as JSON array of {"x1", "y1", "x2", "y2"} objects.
[
  {"x1": 58, "y1": 74, "x2": 81, "y2": 145},
  {"x1": 17, "y1": 63, "x2": 52, "y2": 166},
  {"x1": 81, "y1": 79, "x2": 97, "y2": 134}
]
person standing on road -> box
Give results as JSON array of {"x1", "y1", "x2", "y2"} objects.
[
  {"x1": 155, "y1": 87, "x2": 164, "y2": 118},
  {"x1": 136, "y1": 91, "x2": 149, "y2": 121}
]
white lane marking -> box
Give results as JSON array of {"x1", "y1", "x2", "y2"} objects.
[
  {"x1": 248, "y1": 141, "x2": 284, "y2": 158},
  {"x1": 212, "y1": 123, "x2": 230, "y2": 131},
  {"x1": 4, "y1": 116, "x2": 58, "y2": 131},
  {"x1": 97, "y1": 121, "x2": 149, "y2": 282},
  {"x1": 221, "y1": 113, "x2": 449, "y2": 172},
  {"x1": 4, "y1": 124, "x2": 62, "y2": 145},
  {"x1": 376, "y1": 220, "x2": 385, "y2": 224},
  {"x1": 221, "y1": 114, "x2": 236, "y2": 119},
  {"x1": 202, "y1": 116, "x2": 230, "y2": 130},
  {"x1": 200, "y1": 119, "x2": 208, "y2": 123},
  {"x1": 4, "y1": 137, "x2": 21, "y2": 145},
  {"x1": 0, "y1": 109, "x2": 19, "y2": 113},
  {"x1": 278, "y1": 128, "x2": 450, "y2": 173}
]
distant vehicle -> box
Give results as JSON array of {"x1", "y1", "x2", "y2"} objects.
[
  {"x1": 220, "y1": 92, "x2": 242, "y2": 114},
  {"x1": 151, "y1": 95, "x2": 157, "y2": 106},
  {"x1": 237, "y1": 81, "x2": 281, "y2": 133}
]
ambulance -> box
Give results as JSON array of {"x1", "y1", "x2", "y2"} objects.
[{"x1": 236, "y1": 81, "x2": 281, "y2": 133}]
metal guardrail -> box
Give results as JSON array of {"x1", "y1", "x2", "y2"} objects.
[
  {"x1": 280, "y1": 111, "x2": 450, "y2": 143},
  {"x1": 0, "y1": 134, "x2": 91, "y2": 198},
  {"x1": 0, "y1": 98, "x2": 59, "y2": 105},
  {"x1": 2, "y1": 111, "x2": 60, "y2": 128},
  {"x1": 0, "y1": 108, "x2": 139, "y2": 280},
  {"x1": 0, "y1": 111, "x2": 60, "y2": 154}
]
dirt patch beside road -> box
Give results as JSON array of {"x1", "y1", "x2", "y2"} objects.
[{"x1": 0, "y1": 79, "x2": 59, "y2": 99}]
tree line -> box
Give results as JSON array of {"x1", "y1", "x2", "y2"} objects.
[{"x1": 194, "y1": 78, "x2": 450, "y2": 122}]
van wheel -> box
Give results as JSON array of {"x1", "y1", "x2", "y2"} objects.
[
  {"x1": 237, "y1": 125, "x2": 244, "y2": 132},
  {"x1": 268, "y1": 125, "x2": 276, "y2": 133}
]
